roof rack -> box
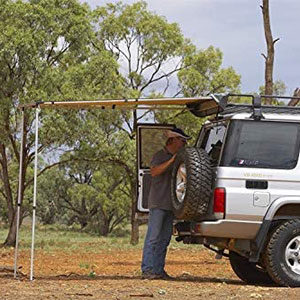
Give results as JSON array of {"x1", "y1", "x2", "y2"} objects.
[
  {"x1": 221, "y1": 104, "x2": 300, "y2": 116},
  {"x1": 215, "y1": 94, "x2": 300, "y2": 120}
]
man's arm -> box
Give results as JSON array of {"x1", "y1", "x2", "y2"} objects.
[{"x1": 150, "y1": 154, "x2": 176, "y2": 177}]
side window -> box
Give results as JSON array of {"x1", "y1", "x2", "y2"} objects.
[
  {"x1": 221, "y1": 120, "x2": 300, "y2": 169},
  {"x1": 197, "y1": 122, "x2": 227, "y2": 166}
]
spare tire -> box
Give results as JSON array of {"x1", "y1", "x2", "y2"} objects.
[{"x1": 171, "y1": 147, "x2": 212, "y2": 220}]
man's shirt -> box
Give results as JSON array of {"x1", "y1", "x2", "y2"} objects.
[{"x1": 148, "y1": 148, "x2": 174, "y2": 211}]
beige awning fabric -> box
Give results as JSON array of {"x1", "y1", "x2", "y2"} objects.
[
  {"x1": 19, "y1": 97, "x2": 212, "y2": 109},
  {"x1": 19, "y1": 95, "x2": 228, "y2": 117}
]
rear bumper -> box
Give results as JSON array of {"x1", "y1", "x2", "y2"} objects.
[{"x1": 196, "y1": 219, "x2": 262, "y2": 239}]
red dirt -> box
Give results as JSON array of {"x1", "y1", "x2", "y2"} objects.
[{"x1": 1, "y1": 247, "x2": 299, "y2": 299}]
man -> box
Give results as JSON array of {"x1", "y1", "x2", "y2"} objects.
[{"x1": 141, "y1": 127, "x2": 191, "y2": 279}]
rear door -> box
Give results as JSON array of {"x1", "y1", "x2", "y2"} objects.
[{"x1": 136, "y1": 123, "x2": 175, "y2": 212}]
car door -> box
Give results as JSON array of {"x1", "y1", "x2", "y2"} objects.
[{"x1": 136, "y1": 123, "x2": 175, "y2": 212}]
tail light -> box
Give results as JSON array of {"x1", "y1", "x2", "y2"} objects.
[{"x1": 213, "y1": 188, "x2": 226, "y2": 214}]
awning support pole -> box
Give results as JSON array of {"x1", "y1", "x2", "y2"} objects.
[
  {"x1": 30, "y1": 106, "x2": 40, "y2": 281},
  {"x1": 14, "y1": 108, "x2": 25, "y2": 278}
]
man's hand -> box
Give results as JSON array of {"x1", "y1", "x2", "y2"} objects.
[
  {"x1": 150, "y1": 154, "x2": 177, "y2": 177},
  {"x1": 170, "y1": 154, "x2": 176, "y2": 162}
]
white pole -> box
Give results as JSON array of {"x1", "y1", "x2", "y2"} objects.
[
  {"x1": 30, "y1": 107, "x2": 40, "y2": 281},
  {"x1": 14, "y1": 109, "x2": 25, "y2": 278}
]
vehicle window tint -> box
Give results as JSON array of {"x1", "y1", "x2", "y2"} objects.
[
  {"x1": 200, "y1": 125, "x2": 226, "y2": 153},
  {"x1": 198, "y1": 123, "x2": 226, "y2": 166},
  {"x1": 221, "y1": 120, "x2": 300, "y2": 169}
]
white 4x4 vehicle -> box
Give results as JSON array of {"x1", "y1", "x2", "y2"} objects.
[{"x1": 137, "y1": 94, "x2": 300, "y2": 287}]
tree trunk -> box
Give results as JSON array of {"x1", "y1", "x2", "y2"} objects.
[
  {"x1": 0, "y1": 142, "x2": 18, "y2": 247},
  {"x1": 131, "y1": 216, "x2": 139, "y2": 245},
  {"x1": 288, "y1": 88, "x2": 300, "y2": 106},
  {"x1": 261, "y1": 0, "x2": 279, "y2": 104},
  {"x1": 2, "y1": 114, "x2": 27, "y2": 247},
  {"x1": 130, "y1": 187, "x2": 139, "y2": 245},
  {"x1": 99, "y1": 218, "x2": 110, "y2": 236},
  {"x1": 0, "y1": 144, "x2": 14, "y2": 226},
  {"x1": 130, "y1": 108, "x2": 140, "y2": 245},
  {"x1": 4, "y1": 210, "x2": 19, "y2": 246}
]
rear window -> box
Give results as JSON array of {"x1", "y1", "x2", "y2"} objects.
[{"x1": 221, "y1": 120, "x2": 300, "y2": 169}]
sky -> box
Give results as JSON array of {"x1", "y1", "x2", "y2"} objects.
[{"x1": 84, "y1": 0, "x2": 299, "y2": 95}]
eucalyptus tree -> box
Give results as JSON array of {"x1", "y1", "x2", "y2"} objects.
[
  {"x1": 91, "y1": 1, "x2": 195, "y2": 243},
  {"x1": 260, "y1": 0, "x2": 300, "y2": 106},
  {"x1": 0, "y1": 0, "x2": 123, "y2": 246},
  {"x1": 37, "y1": 160, "x2": 131, "y2": 236},
  {"x1": 91, "y1": 1, "x2": 243, "y2": 243}
]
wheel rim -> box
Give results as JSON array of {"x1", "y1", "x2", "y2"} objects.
[
  {"x1": 176, "y1": 163, "x2": 187, "y2": 203},
  {"x1": 285, "y1": 235, "x2": 300, "y2": 275}
]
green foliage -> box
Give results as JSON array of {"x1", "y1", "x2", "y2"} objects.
[
  {"x1": 178, "y1": 46, "x2": 241, "y2": 97},
  {"x1": 0, "y1": 0, "x2": 126, "y2": 242},
  {"x1": 0, "y1": 0, "x2": 242, "y2": 245},
  {"x1": 154, "y1": 46, "x2": 241, "y2": 139},
  {"x1": 37, "y1": 151, "x2": 132, "y2": 236},
  {"x1": 92, "y1": 0, "x2": 188, "y2": 95},
  {"x1": 36, "y1": 167, "x2": 69, "y2": 225}
]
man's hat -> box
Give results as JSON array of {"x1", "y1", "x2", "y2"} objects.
[{"x1": 165, "y1": 127, "x2": 191, "y2": 140}]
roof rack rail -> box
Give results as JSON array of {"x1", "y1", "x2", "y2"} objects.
[
  {"x1": 217, "y1": 94, "x2": 300, "y2": 119},
  {"x1": 228, "y1": 93, "x2": 300, "y2": 102}
]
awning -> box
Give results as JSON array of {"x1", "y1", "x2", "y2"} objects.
[
  {"x1": 19, "y1": 94, "x2": 228, "y2": 117},
  {"x1": 14, "y1": 93, "x2": 229, "y2": 280}
]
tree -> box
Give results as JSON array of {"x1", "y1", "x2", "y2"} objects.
[
  {"x1": 0, "y1": 0, "x2": 242, "y2": 247},
  {"x1": 92, "y1": 0, "x2": 192, "y2": 244},
  {"x1": 62, "y1": 116, "x2": 136, "y2": 235},
  {"x1": 92, "y1": 1, "x2": 189, "y2": 97},
  {"x1": 38, "y1": 161, "x2": 130, "y2": 236},
  {"x1": 36, "y1": 167, "x2": 69, "y2": 225},
  {"x1": 260, "y1": 0, "x2": 300, "y2": 106},
  {"x1": 260, "y1": 0, "x2": 279, "y2": 103},
  {"x1": 0, "y1": 0, "x2": 123, "y2": 246}
]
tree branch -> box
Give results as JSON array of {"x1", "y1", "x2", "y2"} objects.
[
  {"x1": 140, "y1": 66, "x2": 182, "y2": 93},
  {"x1": 163, "y1": 76, "x2": 170, "y2": 95},
  {"x1": 106, "y1": 38, "x2": 130, "y2": 61},
  {"x1": 261, "y1": 53, "x2": 267, "y2": 60},
  {"x1": 288, "y1": 88, "x2": 300, "y2": 106},
  {"x1": 173, "y1": 89, "x2": 183, "y2": 98},
  {"x1": 136, "y1": 109, "x2": 151, "y2": 122},
  {"x1": 24, "y1": 159, "x2": 72, "y2": 188},
  {"x1": 49, "y1": 41, "x2": 74, "y2": 67}
]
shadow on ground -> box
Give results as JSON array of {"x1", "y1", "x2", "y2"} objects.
[{"x1": 1, "y1": 272, "x2": 246, "y2": 285}]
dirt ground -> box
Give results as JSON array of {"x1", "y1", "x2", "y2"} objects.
[{"x1": 1, "y1": 246, "x2": 300, "y2": 300}]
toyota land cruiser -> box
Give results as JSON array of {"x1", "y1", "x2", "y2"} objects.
[{"x1": 137, "y1": 94, "x2": 300, "y2": 287}]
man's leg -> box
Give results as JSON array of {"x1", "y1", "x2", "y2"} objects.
[
  {"x1": 153, "y1": 210, "x2": 174, "y2": 275},
  {"x1": 141, "y1": 209, "x2": 165, "y2": 274}
]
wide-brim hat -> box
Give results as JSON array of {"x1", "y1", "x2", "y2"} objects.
[{"x1": 165, "y1": 127, "x2": 191, "y2": 140}]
